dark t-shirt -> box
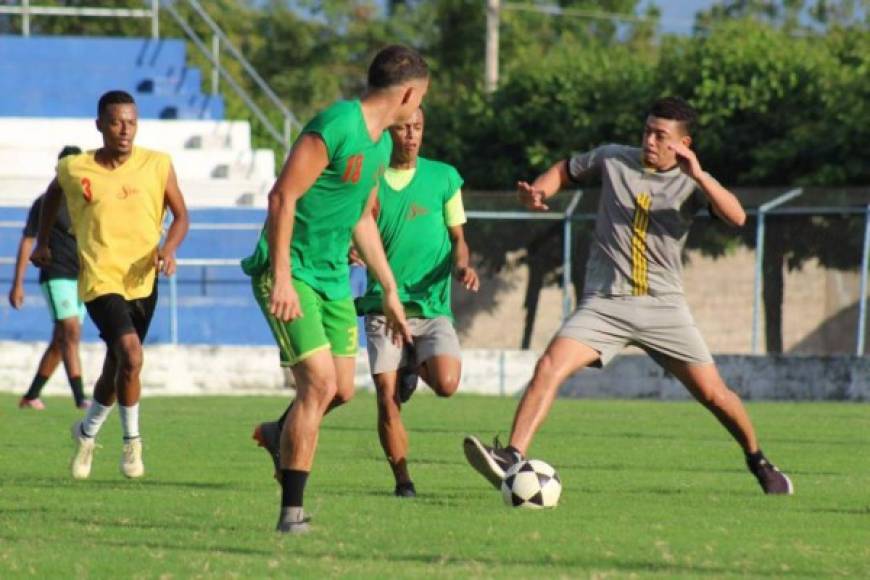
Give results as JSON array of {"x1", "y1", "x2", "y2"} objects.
[{"x1": 23, "y1": 194, "x2": 79, "y2": 283}]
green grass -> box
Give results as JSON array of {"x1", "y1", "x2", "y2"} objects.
[{"x1": 1, "y1": 393, "x2": 868, "y2": 578}]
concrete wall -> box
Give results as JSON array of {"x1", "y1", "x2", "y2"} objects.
[
  {"x1": 2, "y1": 341, "x2": 866, "y2": 401},
  {"x1": 454, "y1": 247, "x2": 866, "y2": 355}
]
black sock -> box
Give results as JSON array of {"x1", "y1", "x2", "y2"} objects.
[
  {"x1": 280, "y1": 469, "x2": 309, "y2": 507},
  {"x1": 746, "y1": 450, "x2": 766, "y2": 471},
  {"x1": 24, "y1": 374, "x2": 50, "y2": 400},
  {"x1": 277, "y1": 402, "x2": 294, "y2": 429},
  {"x1": 68, "y1": 376, "x2": 85, "y2": 406},
  {"x1": 506, "y1": 445, "x2": 524, "y2": 461}
]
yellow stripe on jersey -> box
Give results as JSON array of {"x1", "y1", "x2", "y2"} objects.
[
  {"x1": 444, "y1": 189, "x2": 466, "y2": 227},
  {"x1": 631, "y1": 192, "x2": 652, "y2": 296}
]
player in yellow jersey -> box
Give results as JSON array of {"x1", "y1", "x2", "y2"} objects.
[{"x1": 32, "y1": 90, "x2": 189, "y2": 480}]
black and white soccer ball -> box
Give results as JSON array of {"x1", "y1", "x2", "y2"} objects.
[{"x1": 500, "y1": 459, "x2": 562, "y2": 509}]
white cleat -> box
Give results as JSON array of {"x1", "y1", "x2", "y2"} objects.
[
  {"x1": 70, "y1": 421, "x2": 96, "y2": 480},
  {"x1": 120, "y1": 438, "x2": 145, "y2": 479}
]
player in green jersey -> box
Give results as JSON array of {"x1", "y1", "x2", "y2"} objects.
[
  {"x1": 355, "y1": 107, "x2": 479, "y2": 498},
  {"x1": 242, "y1": 45, "x2": 429, "y2": 534}
]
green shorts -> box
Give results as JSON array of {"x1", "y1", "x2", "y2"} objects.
[
  {"x1": 252, "y1": 273, "x2": 358, "y2": 367},
  {"x1": 40, "y1": 279, "x2": 85, "y2": 322}
]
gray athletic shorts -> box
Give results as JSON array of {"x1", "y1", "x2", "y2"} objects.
[
  {"x1": 364, "y1": 315, "x2": 461, "y2": 375},
  {"x1": 557, "y1": 294, "x2": 714, "y2": 367}
]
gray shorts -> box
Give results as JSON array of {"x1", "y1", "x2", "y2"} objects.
[
  {"x1": 557, "y1": 294, "x2": 713, "y2": 367},
  {"x1": 365, "y1": 315, "x2": 461, "y2": 375}
]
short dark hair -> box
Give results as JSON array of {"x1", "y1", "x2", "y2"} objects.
[
  {"x1": 57, "y1": 145, "x2": 81, "y2": 160},
  {"x1": 648, "y1": 96, "x2": 697, "y2": 135},
  {"x1": 97, "y1": 90, "x2": 135, "y2": 117},
  {"x1": 367, "y1": 45, "x2": 429, "y2": 90}
]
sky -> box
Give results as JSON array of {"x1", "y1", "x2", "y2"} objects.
[{"x1": 638, "y1": 0, "x2": 718, "y2": 34}]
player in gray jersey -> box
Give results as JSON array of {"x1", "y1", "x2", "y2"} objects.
[{"x1": 464, "y1": 97, "x2": 793, "y2": 496}]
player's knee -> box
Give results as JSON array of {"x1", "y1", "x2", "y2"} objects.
[
  {"x1": 118, "y1": 344, "x2": 144, "y2": 375},
  {"x1": 60, "y1": 322, "x2": 81, "y2": 345},
  {"x1": 432, "y1": 375, "x2": 459, "y2": 397},
  {"x1": 332, "y1": 387, "x2": 354, "y2": 407},
  {"x1": 533, "y1": 353, "x2": 558, "y2": 382},
  {"x1": 305, "y1": 378, "x2": 338, "y2": 405}
]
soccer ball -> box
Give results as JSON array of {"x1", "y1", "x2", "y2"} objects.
[{"x1": 500, "y1": 459, "x2": 562, "y2": 509}]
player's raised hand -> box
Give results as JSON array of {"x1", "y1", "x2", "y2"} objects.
[
  {"x1": 455, "y1": 266, "x2": 480, "y2": 292},
  {"x1": 30, "y1": 244, "x2": 52, "y2": 269},
  {"x1": 667, "y1": 143, "x2": 703, "y2": 180},
  {"x1": 269, "y1": 275, "x2": 303, "y2": 322},
  {"x1": 156, "y1": 247, "x2": 177, "y2": 276},
  {"x1": 382, "y1": 290, "x2": 413, "y2": 348},
  {"x1": 8, "y1": 284, "x2": 24, "y2": 309},
  {"x1": 517, "y1": 181, "x2": 549, "y2": 211}
]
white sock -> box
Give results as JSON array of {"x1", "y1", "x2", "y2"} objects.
[
  {"x1": 119, "y1": 403, "x2": 140, "y2": 440},
  {"x1": 81, "y1": 401, "x2": 113, "y2": 438}
]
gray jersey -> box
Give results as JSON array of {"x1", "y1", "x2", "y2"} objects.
[{"x1": 569, "y1": 144, "x2": 712, "y2": 296}]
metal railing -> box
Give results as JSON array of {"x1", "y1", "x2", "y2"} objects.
[
  {"x1": 0, "y1": 0, "x2": 159, "y2": 38},
  {"x1": 2, "y1": 204, "x2": 869, "y2": 354}
]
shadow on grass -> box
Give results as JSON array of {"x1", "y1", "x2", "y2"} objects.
[
  {"x1": 100, "y1": 538, "x2": 272, "y2": 557},
  {"x1": 290, "y1": 548, "x2": 802, "y2": 577}
]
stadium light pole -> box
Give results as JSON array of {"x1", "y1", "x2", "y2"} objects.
[
  {"x1": 751, "y1": 188, "x2": 803, "y2": 354},
  {"x1": 857, "y1": 204, "x2": 870, "y2": 356},
  {"x1": 485, "y1": 0, "x2": 500, "y2": 93}
]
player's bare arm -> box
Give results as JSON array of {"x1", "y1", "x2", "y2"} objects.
[
  {"x1": 266, "y1": 133, "x2": 329, "y2": 322},
  {"x1": 353, "y1": 185, "x2": 412, "y2": 345},
  {"x1": 30, "y1": 178, "x2": 63, "y2": 268},
  {"x1": 448, "y1": 224, "x2": 479, "y2": 292},
  {"x1": 8, "y1": 234, "x2": 34, "y2": 309},
  {"x1": 668, "y1": 142, "x2": 746, "y2": 227},
  {"x1": 518, "y1": 160, "x2": 593, "y2": 212},
  {"x1": 157, "y1": 164, "x2": 190, "y2": 277}
]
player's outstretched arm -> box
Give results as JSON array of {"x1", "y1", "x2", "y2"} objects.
[
  {"x1": 30, "y1": 179, "x2": 62, "y2": 268},
  {"x1": 517, "y1": 160, "x2": 575, "y2": 211},
  {"x1": 8, "y1": 235, "x2": 34, "y2": 309},
  {"x1": 267, "y1": 133, "x2": 329, "y2": 322},
  {"x1": 448, "y1": 225, "x2": 479, "y2": 292},
  {"x1": 668, "y1": 143, "x2": 746, "y2": 227},
  {"x1": 158, "y1": 164, "x2": 190, "y2": 276},
  {"x1": 353, "y1": 186, "x2": 412, "y2": 345}
]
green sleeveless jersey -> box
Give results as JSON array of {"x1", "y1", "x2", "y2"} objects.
[
  {"x1": 242, "y1": 100, "x2": 391, "y2": 299},
  {"x1": 356, "y1": 157, "x2": 464, "y2": 319}
]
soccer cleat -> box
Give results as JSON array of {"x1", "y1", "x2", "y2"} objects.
[
  {"x1": 252, "y1": 421, "x2": 281, "y2": 478},
  {"x1": 120, "y1": 438, "x2": 145, "y2": 479},
  {"x1": 394, "y1": 481, "x2": 417, "y2": 498},
  {"x1": 276, "y1": 507, "x2": 311, "y2": 534},
  {"x1": 463, "y1": 435, "x2": 522, "y2": 490},
  {"x1": 19, "y1": 397, "x2": 46, "y2": 410},
  {"x1": 749, "y1": 457, "x2": 793, "y2": 495},
  {"x1": 70, "y1": 420, "x2": 95, "y2": 480}
]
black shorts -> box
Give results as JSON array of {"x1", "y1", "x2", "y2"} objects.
[{"x1": 85, "y1": 287, "x2": 158, "y2": 346}]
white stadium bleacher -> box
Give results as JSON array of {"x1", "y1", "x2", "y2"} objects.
[{"x1": 0, "y1": 117, "x2": 277, "y2": 208}]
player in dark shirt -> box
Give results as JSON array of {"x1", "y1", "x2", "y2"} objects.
[{"x1": 8, "y1": 146, "x2": 89, "y2": 410}]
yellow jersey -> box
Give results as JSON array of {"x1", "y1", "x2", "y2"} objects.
[{"x1": 57, "y1": 147, "x2": 171, "y2": 302}]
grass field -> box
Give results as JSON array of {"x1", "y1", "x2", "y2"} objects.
[{"x1": 1, "y1": 392, "x2": 868, "y2": 578}]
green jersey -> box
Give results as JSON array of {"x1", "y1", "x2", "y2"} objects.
[
  {"x1": 356, "y1": 157, "x2": 464, "y2": 319},
  {"x1": 241, "y1": 100, "x2": 391, "y2": 300}
]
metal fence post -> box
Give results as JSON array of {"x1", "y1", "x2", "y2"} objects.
[
  {"x1": 857, "y1": 204, "x2": 870, "y2": 356},
  {"x1": 22, "y1": 0, "x2": 30, "y2": 36},
  {"x1": 211, "y1": 34, "x2": 220, "y2": 95},
  {"x1": 151, "y1": 0, "x2": 159, "y2": 39},
  {"x1": 562, "y1": 190, "x2": 583, "y2": 321},
  {"x1": 751, "y1": 188, "x2": 803, "y2": 354},
  {"x1": 169, "y1": 274, "x2": 179, "y2": 345}
]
